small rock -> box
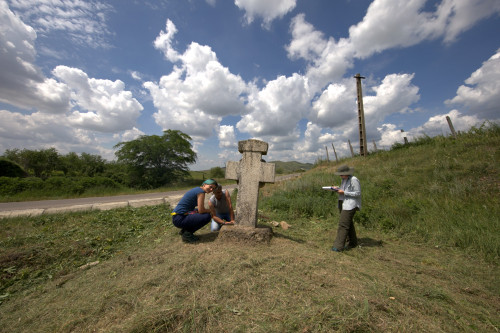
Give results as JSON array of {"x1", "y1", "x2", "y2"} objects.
[{"x1": 280, "y1": 221, "x2": 291, "y2": 230}]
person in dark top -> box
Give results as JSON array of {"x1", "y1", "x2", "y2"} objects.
[{"x1": 171, "y1": 179, "x2": 217, "y2": 243}]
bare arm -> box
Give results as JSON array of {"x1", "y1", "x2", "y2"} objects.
[
  {"x1": 197, "y1": 193, "x2": 210, "y2": 213},
  {"x1": 226, "y1": 190, "x2": 235, "y2": 223},
  {"x1": 209, "y1": 200, "x2": 226, "y2": 224}
]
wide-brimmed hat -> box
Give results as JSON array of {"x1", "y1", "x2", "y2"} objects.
[{"x1": 334, "y1": 165, "x2": 354, "y2": 176}]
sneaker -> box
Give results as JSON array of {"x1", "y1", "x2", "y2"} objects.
[
  {"x1": 178, "y1": 229, "x2": 185, "y2": 235},
  {"x1": 345, "y1": 244, "x2": 357, "y2": 251},
  {"x1": 182, "y1": 231, "x2": 199, "y2": 243},
  {"x1": 331, "y1": 247, "x2": 342, "y2": 252}
]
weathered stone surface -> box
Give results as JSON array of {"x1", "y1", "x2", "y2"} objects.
[
  {"x1": 217, "y1": 225, "x2": 273, "y2": 244},
  {"x1": 225, "y1": 139, "x2": 275, "y2": 228}
]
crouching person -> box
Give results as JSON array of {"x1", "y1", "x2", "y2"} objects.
[
  {"x1": 209, "y1": 184, "x2": 235, "y2": 231},
  {"x1": 171, "y1": 179, "x2": 217, "y2": 243}
]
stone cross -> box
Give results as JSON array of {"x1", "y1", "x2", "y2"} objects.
[{"x1": 225, "y1": 139, "x2": 275, "y2": 227}]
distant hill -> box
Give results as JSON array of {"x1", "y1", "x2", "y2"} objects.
[
  {"x1": 191, "y1": 161, "x2": 313, "y2": 176},
  {"x1": 268, "y1": 160, "x2": 313, "y2": 174}
]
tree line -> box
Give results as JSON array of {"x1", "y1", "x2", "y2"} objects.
[{"x1": 1, "y1": 130, "x2": 196, "y2": 190}]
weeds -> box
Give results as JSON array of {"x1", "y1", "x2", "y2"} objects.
[
  {"x1": 0, "y1": 124, "x2": 498, "y2": 332},
  {"x1": 261, "y1": 124, "x2": 500, "y2": 261}
]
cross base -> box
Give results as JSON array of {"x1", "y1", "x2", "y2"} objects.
[{"x1": 217, "y1": 225, "x2": 273, "y2": 244}]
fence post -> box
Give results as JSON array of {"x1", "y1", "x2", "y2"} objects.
[
  {"x1": 446, "y1": 116, "x2": 457, "y2": 138},
  {"x1": 325, "y1": 146, "x2": 330, "y2": 162},
  {"x1": 372, "y1": 140, "x2": 377, "y2": 152},
  {"x1": 348, "y1": 140, "x2": 355, "y2": 157},
  {"x1": 331, "y1": 143, "x2": 339, "y2": 163},
  {"x1": 401, "y1": 129, "x2": 408, "y2": 145}
]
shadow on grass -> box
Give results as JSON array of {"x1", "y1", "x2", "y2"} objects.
[
  {"x1": 272, "y1": 232, "x2": 306, "y2": 243},
  {"x1": 358, "y1": 237, "x2": 383, "y2": 248},
  {"x1": 198, "y1": 232, "x2": 219, "y2": 243}
]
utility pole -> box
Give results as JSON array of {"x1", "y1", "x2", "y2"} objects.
[{"x1": 354, "y1": 73, "x2": 367, "y2": 156}]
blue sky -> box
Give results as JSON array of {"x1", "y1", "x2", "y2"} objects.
[{"x1": 1, "y1": 0, "x2": 499, "y2": 170}]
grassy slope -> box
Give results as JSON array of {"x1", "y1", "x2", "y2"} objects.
[
  {"x1": 270, "y1": 160, "x2": 314, "y2": 173},
  {"x1": 0, "y1": 125, "x2": 498, "y2": 332}
]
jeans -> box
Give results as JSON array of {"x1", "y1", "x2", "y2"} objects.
[
  {"x1": 210, "y1": 213, "x2": 231, "y2": 232},
  {"x1": 172, "y1": 213, "x2": 211, "y2": 233}
]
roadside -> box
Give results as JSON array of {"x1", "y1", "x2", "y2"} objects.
[{"x1": 0, "y1": 174, "x2": 301, "y2": 218}]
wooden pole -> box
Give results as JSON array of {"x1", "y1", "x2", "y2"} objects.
[
  {"x1": 354, "y1": 73, "x2": 367, "y2": 156},
  {"x1": 446, "y1": 116, "x2": 457, "y2": 138},
  {"x1": 401, "y1": 129, "x2": 408, "y2": 145},
  {"x1": 331, "y1": 143, "x2": 339, "y2": 162},
  {"x1": 348, "y1": 139, "x2": 355, "y2": 157},
  {"x1": 325, "y1": 146, "x2": 330, "y2": 162},
  {"x1": 372, "y1": 140, "x2": 377, "y2": 151}
]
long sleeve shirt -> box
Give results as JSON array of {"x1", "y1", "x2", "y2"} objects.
[{"x1": 338, "y1": 175, "x2": 361, "y2": 211}]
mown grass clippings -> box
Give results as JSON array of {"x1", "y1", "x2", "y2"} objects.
[{"x1": 0, "y1": 124, "x2": 499, "y2": 332}]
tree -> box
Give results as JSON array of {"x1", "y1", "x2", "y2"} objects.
[
  {"x1": 3, "y1": 148, "x2": 60, "y2": 178},
  {"x1": 210, "y1": 166, "x2": 225, "y2": 178},
  {"x1": 114, "y1": 130, "x2": 197, "y2": 188},
  {"x1": 59, "y1": 152, "x2": 80, "y2": 176},
  {"x1": 80, "y1": 153, "x2": 106, "y2": 176}
]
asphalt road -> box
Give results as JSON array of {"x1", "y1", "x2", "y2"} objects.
[{"x1": 0, "y1": 174, "x2": 300, "y2": 215}]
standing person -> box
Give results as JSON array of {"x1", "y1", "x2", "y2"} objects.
[
  {"x1": 209, "y1": 185, "x2": 235, "y2": 232},
  {"x1": 331, "y1": 165, "x2": 361, "y2": 252},
  {"x1": 171, "y1": 179, "x2": 218, "y2": 243}
]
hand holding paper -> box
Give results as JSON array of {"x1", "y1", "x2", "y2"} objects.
[{"x1": 322, "y1": 186, "x2": 340, "y2": 192}]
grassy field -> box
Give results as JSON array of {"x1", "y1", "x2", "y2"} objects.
[{"x1": 0, "y1": 124, "x2": 498, "y2": 332}]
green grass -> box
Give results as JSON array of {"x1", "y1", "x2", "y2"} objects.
[
  {"x1": 261, "y1": 123, "x2": 500, "y2": 260},
  {"x1": 0, "y1": 123, "x2": 499, "y2": 332},
  {"x1": 0, "y1": 172, "x2": 235, "y2": 203}
]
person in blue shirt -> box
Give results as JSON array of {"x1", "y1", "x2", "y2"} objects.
[
  {"x1": 171, "y1": 179, "x2": 218, "y2": 243},
  {"x1": 330, "y1": 165, "x2": 361, "y2": 252}
]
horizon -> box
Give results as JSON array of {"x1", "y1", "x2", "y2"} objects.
[{"x1": 1, "y1": 0, "x2": 499, "y2": 170}]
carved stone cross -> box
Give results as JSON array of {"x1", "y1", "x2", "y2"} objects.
[{"x1": 225, "y1": 139, "x2": 275, "y2": 227}]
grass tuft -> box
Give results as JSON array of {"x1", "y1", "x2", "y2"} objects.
[{"x1": 0, "y1": 124, "x2": 499, "y2": 332}]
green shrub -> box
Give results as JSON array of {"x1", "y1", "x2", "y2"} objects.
[{"x1": 0, "y1": 159, "x2": 27, "y2": 177}]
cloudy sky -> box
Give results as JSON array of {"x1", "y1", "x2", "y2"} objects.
[{"x1": 1, "y1": 0, "x2": 499, "y2": 170}]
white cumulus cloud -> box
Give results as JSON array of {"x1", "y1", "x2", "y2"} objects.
[
  {"x1": 218, "y1": 125, "x2": 237, "y2": 148},
  {"x1": 0, "y1": 1, "x2": 71, "y2": 113},
  {"x1": 53, "y1": 66, "x2": 143, "y2": 132},
  {"x1": 237, "y1": 73, "x2": 310, "y2": 137},
  {"x1": 446, "y1": 49, "x2": 500, "y2": 120},
  {"x1": 145, "y1": 19, "x2": 249, "y2": 141},
  {"x1": 235, "y1": 0, "x2": 296, "y2": 28}
]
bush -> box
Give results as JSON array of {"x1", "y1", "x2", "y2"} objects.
[
  {"x1": 210, "y1": 167, "x2": 225, "y2": 178},
  {"x1": 0, "y1": 176, "x2": 123, "y2": 198},
  {"x1": 0, "y1": 159, "x2": 27, "y2": 177},
  {"x1": 0, "y1": 177, "x2": 45, "y2": 195}
]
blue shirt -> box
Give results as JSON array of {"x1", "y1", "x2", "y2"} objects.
[
  {"x1": 173, "y1": 187, "x2": 204, "y2": 214},
  {"x1": 338, "y1": 176, "x2": 361, "y2": 211}
]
